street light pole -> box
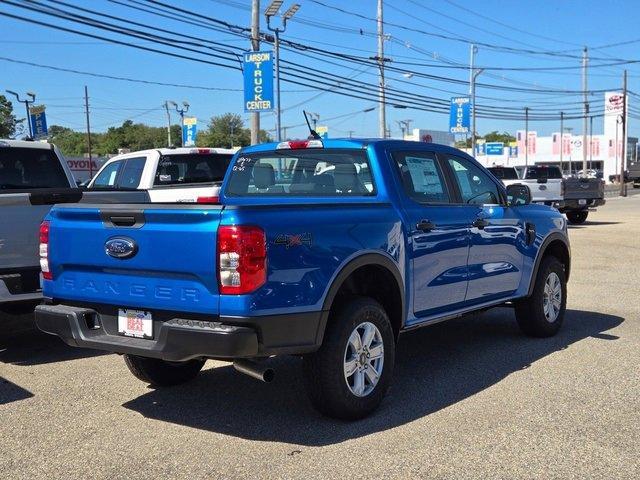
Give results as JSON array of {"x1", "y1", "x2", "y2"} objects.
[
  {"x1": 265, "y1": 1, "x2": 300, "y2": 143},
  {"x1": 6, "y1": 90, "x2": 36, "y2": 138},
  {"x1": 525, "y1": 106, "x2": 529, "y2": 167},
  {"x1": 377, "y1": 0, "x2": 386, "y2": 138},
  {"x1": 170, "y1": 101, "x2": 189, "y2": 147}
]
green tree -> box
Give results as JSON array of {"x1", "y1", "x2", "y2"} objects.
[
  {"x1": 483, "y1": 131, "x2": 515, "y2": 144},
  {"x1": 0, "y1": 95, "x2": 24, "y2": 138},
  {"x1": 49, "y1": 125, "x2": 92, "y2": 156},
  {"x1": 197, "y1": 113, "x2": 270, "y2": 148}
]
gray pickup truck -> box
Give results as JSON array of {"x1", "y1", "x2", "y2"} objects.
[{"x1": 0, "y1": 139, "x2": 149, "y2": 314}]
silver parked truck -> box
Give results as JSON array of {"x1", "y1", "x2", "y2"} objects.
[{"x1": 0, "y1": 139, "x2": 149, "y2": 314}]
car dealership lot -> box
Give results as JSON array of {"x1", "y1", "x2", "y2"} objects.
[{"x1": 1, "y1": 198, "x2": 639, "y2": 480}]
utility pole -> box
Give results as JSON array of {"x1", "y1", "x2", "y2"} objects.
[
  {"x1": 84, "y1": 86, "x2": 93, "y2": 177},
  {"x1": 377, "y1": 0, "x2": 386, "y2": 138},
  {"x1": 582, "y1": 46, "x2": 589, "y2": 176},
  {"x1": 559, "y1": 111, "x2": 564, "y2": 174},
  {"x1": 265, "y1": 1, "x2": 300, "y2": 142},
  {"x1": 621, "y1": 69, "x2": 627, "y2": 197},
  {"x1": 6, "y1": 90, "x2": 36, "y2": 138},
  {"x1": 525, "y1": 107, "x2": 529, "y2": 166},
  {"x1": 250, "y1": 0, "x2": 260, "y2": 145},
  {"x1": 348, "y1": 130, "x2": 355, "y2": 139},
  {"x1": 469, "y1": 45, "x2": 483, "y2": 155},
  {"x1": 164, "y1": 101, "x2": 172, "y2": 147}
]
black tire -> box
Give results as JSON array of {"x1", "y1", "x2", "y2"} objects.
[
  {"x1": 566, "y1": 211, "x2": 588, "y2": 224},
  {"x1": 123, "y1": 355, "x2": 205, "y2": 387},
  {"x1": 515, "y1": 256, "x2": 567, "y2": 338},
  {"x1": 303, "y1": 297, "x2": 395, "y2": 420}
]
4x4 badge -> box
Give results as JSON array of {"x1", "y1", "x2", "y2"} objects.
[{"x1": 274, "y1": 233, "x2": 312, "y2": 249}]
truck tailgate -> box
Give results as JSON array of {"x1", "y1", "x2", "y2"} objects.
[
  {"x1": 563, "y1": 177, "x2": 604, "y2": 200},
  {"x1": 44, "y1": 204, "x2": 223, "y2": 314}
]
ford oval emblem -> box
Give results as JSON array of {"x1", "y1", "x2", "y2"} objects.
[
  {"x1": 105, "y1": 237, "x2": 138, "y2": 259},
  {"x1": 539, "y1": 185, "x2": 547, "y2": 190}
]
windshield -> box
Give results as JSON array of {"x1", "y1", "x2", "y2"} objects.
[
  {"x1": 525, "y1": 166, "x2": 562, "y2": 179},
  {"x1": 0, "y1": 147, "x2": 70, "y2": 191},
  {"x1": 488, "y1": 167, "x2": 519, "y2": 180},
  {"x1": 225, "y1": 149, "x2": 374, "y2": 196},
  {"x1": 154, "y1": 153, "x2": 233, "y2": 186}
]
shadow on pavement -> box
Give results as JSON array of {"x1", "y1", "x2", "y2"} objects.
[
  {"x1": 568, "y1": 221, "x2": 622, "y2": 229},
  {"x1": 123, "y1": 308, "x2": 623, "y2": 446},
  {"x1": 0, "y1": 329, "x2": 107, "y2": 366},
  {"x1": 0, "y1": 376, "x2": 34, "y2": 405}
]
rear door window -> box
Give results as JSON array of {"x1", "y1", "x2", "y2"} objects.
[
  {"x1": 92, "y1": 160, "x2": 124, "y2": 188},
  {"x1": 225, "y1": 149, "x2": 374, "y2": 197},
  {"x1": 117, "y1": 157, "x2": 145, "y2": 189},
  {"x1": 154, "y1": 153, "x2": 232, "y2": 186},
  {"x1": 0, "y1": 147, "x2": 69, "y2": 190},
  {"x1": 392, "y1": 151, "x2": 450, "y2": 203}
]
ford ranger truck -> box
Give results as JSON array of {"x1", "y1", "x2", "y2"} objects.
[{"x1": 35, "y1": 139, "x2": 570, "y2": 420}]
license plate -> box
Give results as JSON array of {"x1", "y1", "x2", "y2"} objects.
[
  {"x1": 118, "y1": 309, "x2": 153, "y2": 339},
  {"x1": 578, "y1": 199, "x2": 587, "y2": 205}
]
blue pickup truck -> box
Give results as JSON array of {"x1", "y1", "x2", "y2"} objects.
[{"x1": 35, "y1": 139, "x2": 570, "y2": 419}]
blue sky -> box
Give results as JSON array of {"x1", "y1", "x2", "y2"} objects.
[{"x1": 2, "y1": 0, "x2": 640, "y2": 140}]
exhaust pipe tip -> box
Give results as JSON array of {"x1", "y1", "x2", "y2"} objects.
[{"x1": 233, "y1": 359, "x2": 275, "y2": 383}]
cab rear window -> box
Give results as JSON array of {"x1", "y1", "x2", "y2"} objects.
[
  {"x1": 488, "y1": 167, "x2": 519, "y2": 180},
  {"x1": 0, "y1": 147, "x2": 69, "y2": 190},
  {"x1": 525, "y1": 166, "x2": 562, "y2": 179},
  {"x1": 224, "y1": 149, "x2": 374, "y2": 196},
  {"x1": 154, "y1": 153, "x2": 233, "y2": 186}
]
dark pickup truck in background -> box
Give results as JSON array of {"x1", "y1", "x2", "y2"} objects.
[{"x1": 0, "y1": 139, "x2": 149, "y2": 315}]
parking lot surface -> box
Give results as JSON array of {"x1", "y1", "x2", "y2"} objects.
[{"x1": 1, "y1": 197, "x2": 639, "y2": 480}]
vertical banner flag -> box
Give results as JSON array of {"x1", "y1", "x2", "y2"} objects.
[
  {"x1": 243, "y1": 51, "x2": 274, "y2": 112},
  {"x1": 475, "y1": 139, "x2": 486, "y2": 156},
  {"x1": 29, "y1": 105, "x2": 48, "y2": 139},
  {"x1": 449, "y1": 96, "x2": 470, "y2": 134},
  {"x1": 182, "y1": 117, "x2": 197, "y2": 147},
  {"x1": 509, "y1": 141, "x2": 518, "y2": 158}
]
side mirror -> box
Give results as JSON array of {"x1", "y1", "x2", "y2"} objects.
[{"x1": 506, "y1": 183, "x2": 531, "y2": 206}]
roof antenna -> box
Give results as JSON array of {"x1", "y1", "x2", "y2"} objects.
[{"x1": 303, "y1": 110, "x2": 322, "y2": 140}]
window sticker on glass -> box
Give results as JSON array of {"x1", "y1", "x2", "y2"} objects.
[{"x1": 405, "y1": 156, "x2": 444, "y2": 195}]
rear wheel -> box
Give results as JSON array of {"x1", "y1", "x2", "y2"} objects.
[
  {"x1": 303, "y1": 297, "x2": 395, "y2": 420},
  {"x1": 515, "y1": 256, "x2": 567, "y2": 337},
  {"x1": 566, "y1": 211, "x2": 588, "y2": 224},
  {"x1": 123, "y1": 355, "x2": 205, "y2": 387}
]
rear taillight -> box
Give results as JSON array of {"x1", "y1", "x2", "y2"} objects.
[
  {"x1": 39, "y1": 221, "x2": 52, "y2": 280},
  {"x1": 217, "y1": 226, "x2": 266, "y2": 294},
  {"x1": 197, "y1": 196, "x2": 219, "y2": 204}
]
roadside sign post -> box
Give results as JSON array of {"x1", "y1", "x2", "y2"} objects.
[
  {"x1": 182, "y1": 117, "x2": 197, "y2": 147},
  {"x1": 243, "y1": 51, "x2": 275, "y2": 115},
  {"x1": 449, "y1": 96, "x2": 471, "y2": 139},
  {"x1": 29, "y1": 105, "x2": 48, "y2": 140}
]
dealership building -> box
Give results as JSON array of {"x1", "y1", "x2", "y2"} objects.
[
  {"x1": 470, "y1": 92, "x2": 636, "y2": 182},
  {"x1": 402, "y1": 92, "x2": 636, "y2": 183}
]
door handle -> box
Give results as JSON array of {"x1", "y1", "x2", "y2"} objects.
[
  {"x1": 416, "y1": 219, "x2": 436, "y2": 232},
  {"x1": 472, "y1": 218, "x2": 489, "y2": 229}
]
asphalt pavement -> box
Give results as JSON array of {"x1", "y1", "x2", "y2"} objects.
[{"x1": 1, "y1": 197, "x2": 639, "y2": 479}]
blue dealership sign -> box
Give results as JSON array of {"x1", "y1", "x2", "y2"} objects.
[
  {"x1": 182, "y1": 117, "x2": 197, "y2": 147},
  {"x1": 449, "y1": 96, "x2": 470, "y2": 134},
  {"x1": 243, "y1": 51, "x2": 274, "y2": 112},
  {"x1": 485, "y1": 142, "x2": 504, "y2": 155},
  {"x1": 29, "y1": 105, "x2": 48, "y2": 139}
]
